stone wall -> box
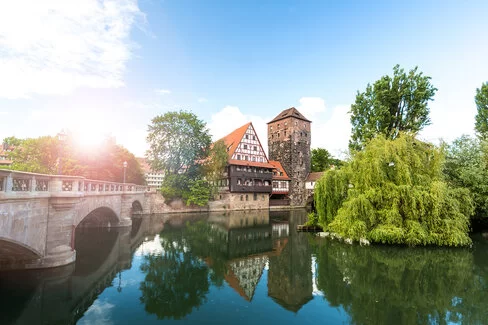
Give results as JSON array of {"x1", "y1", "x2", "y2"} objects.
[{"x1": 268, "y1": 116, "x2": 311, "y2": 206}]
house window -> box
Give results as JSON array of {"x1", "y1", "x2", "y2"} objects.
[
  {"x1": 252, "y1": 157, "x2": 256, "y2": 162},
  {"x1": 244, "y1": 156, "x2": 248, "y2": 161},
  {"x1": 240, "y1": 195, "x2": 243, "y2": 201},
  {"x1": 237, "y1": 154, "x2": 241, "y2": 160},
  {"x1": 253, "y1": 146, "x2": 257, "y2": 151},
  {"x1": 254, "y1": 193, "x2": 257, "y2": 200},
  {"x1": 278, "y1": 123, "x2": 280, "y2": 129},
  {"x1": 244, "y1": 144, "x2": 247, "y2": 149},
  {"x1": 245, "y1": 134, "x2": 249, "y2": 139},
  {"x1": 262, "y1": 195, "x2": 265, "y2": 201},
  {"x1": 277, "y1": 133, "x2": 280, "y2": 138},
  {"x1": 284, "y1": 131, "x2": 287, "y2": 136},
  {"x1": 246, "y1": 194, "x2": 248, "y2": 201},
  {"x1": 253, "y1": 135, "x2": 256, "y2": 140}
]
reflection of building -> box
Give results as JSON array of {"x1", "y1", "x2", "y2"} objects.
[
  {"x1": 268, "y1": 107, "x2": 311, "y2": 206},
  {"x1": 137, "y1": 157, "x2": 164, "y2": 188},
  {"x1": 267, "y1": 210, "x2": 313, "y2": 312},
  {"x1": 225, "y1": 255, "x2": 268, "y2": 301}
]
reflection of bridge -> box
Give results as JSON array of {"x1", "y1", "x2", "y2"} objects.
[
  {"x1": 3, "y1": 215, "x2": 164, "y2": 325},
  {"x1": 0, "y1": 170, "x2": 151, "y2": 270}
]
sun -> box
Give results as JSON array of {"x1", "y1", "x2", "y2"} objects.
[{"x1": 72, "y1": 130, "x2": 106, "y2": 151}]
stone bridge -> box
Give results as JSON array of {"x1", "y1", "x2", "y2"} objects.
[{"x1": 0, "y1": 170, "x2": 152, "y2": 270}]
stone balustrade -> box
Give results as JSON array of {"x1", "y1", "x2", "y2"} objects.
[{"x1": 0, "y1": 170, "x2": 149, "y2": 198}]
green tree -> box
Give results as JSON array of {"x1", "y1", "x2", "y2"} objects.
[
  {"x1": 475, "y1": 82, "x2": 488, "y2": 138},
  {"x1": 314, "y1": 134, "x2": 473, "y2": 246},
  {"x1": 146, "y1": 111, "x2": 212, "y2": 175},
  {"x1": 311, "y1": 148, "x2": 343, "y2": 172},
  {"x1": 444, "y1": 135, "x2": 488, "y2": 229},
  {"x1": 349, "y1": 65, "x2": 437, "y2": 151},
  {"x1": 204, "y1": 140, "x2": 229, "y2": 195},
  {"x1": 9, "y1": 136, "x2": 59, "y2": 174}
]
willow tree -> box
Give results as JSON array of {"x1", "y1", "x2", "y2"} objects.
[{"x1": 314, "y1": 134, "x2": 473, "y2": 246}]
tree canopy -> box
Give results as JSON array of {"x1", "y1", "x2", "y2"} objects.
[
  {"x1": 475, "y1": 82, "x2": 488, "y2": 138},
  {"x1": 314, "y1": 134, "x2": 473, "y2": 246},
  {"x1": 311, "y1": 148, "x2": 343, "y2": 172},
  {"x1": 3, "y1": 134, "x2": 145, "y2": 184},
  {"x1": 444, "y1": 135, "x2": 488, "y2": 230},
  {"x1": 146, "y1": 110, "x2": 212, "y2": 175},
  {"x1": 349, "y1": 65, "x2": 437, "y2": 151}
]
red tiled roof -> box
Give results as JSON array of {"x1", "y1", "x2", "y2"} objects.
[
  {"x1": 269, "y1": 160, "x2": 290, "y2": 180},
  {"x1": 306, "y1": 172, "x2": 324, "y2": 182},
  {"x1": 228, "y1": 159, "x2": 275, "y2": 169},
  {"x1": 217, "y1": 122, "x2": 252, "y2": 158},
  {"x1": 268, "y1": 107, "x2": 311, "y2": 124},
  {"x1": 216, "y1": 122, "x2": 274, "y2": 169}
]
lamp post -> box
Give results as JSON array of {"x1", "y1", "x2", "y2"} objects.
[
  {"x1": 57, "y1": 129, "x2": 67, "y2": 175},
  {"x1": 123, "y1": 161, "x2": 128, "y2": 183}
]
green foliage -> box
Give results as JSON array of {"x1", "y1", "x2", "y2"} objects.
[
  {"x1": 350, "y1": 65, "x2": 437, "y2": 151},
  {"x1": 4, "y1": 134, "x2": 145, "y2": 184},
  {"x1": 316, "y1": 134, "x2": 473, "y2": 246},
  {"x1": 9, "y1": 136, "x2": 58, "y2": 174},
  {"x1": 475, "y1": 82, "x2": 488, "y2": 138},
  {"x1": 160, "y1": 174, "x2": 191, "y2": 203},
  {"x1": 314, "y1": 168, "x2": 348, "y2": 225},
  {"x1": 204, "y1": 140, "x2": 229, "y2": 196},
  {"x1": 311, "y1": 148, "x2": 343, "y2": 172},
  {"x1": 305, "y1": 212, "x2": 319, "y2": 226},
  {"x1": 444, "y1": 135, "x2": 488, "y2": 229},
  {"x1": 187, "y1": 179, "x2": 211, "y2": 206},
  {"x1": 146, "y1": 110, "x2": 212, "y2": 175}
]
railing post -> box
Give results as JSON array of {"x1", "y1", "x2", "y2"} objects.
[
  {"x1": 31, "y1": 175, "x2": 36, "y2": 192},
  {"x1": 5, "y1": 172, "x2": 13, "y2": 193}
]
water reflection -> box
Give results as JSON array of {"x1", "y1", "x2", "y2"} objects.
[
  {"x1": 0, "y1": 210, "x2": 487, "y2": 325},
  {"x1": 312, "y1": 234, "x2": 488, "y2": 325}
]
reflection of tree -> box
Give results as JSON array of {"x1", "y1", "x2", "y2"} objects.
[
  {"x1": 139, "y1": 228, "x2": 209, "y2": 320},
  {"x1": 313, "y1": 238, "x2": 488, "y2": 325}
]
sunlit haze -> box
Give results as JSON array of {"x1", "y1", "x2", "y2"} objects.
[{"x1": 1, "y1": 1, "x2": 487, "y2": 158}]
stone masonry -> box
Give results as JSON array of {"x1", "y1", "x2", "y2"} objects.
[{"x1": 268, "y1": 108, "x2": 311, "y2": 206}]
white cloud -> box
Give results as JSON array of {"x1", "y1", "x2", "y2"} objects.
[
  {"x1": 311, "y1": 105, "x2": 351, "y2": 159},
  {"x1": 0, "y1": 0, "x2": 143, "y2": 99},
  {"x1": 208, "y1": 105, "x2": 271, "y2": 154},
  {"x1": 155, "y1": 89, "x2": 171, "y2": 95},
  {"x1": 198, "y1": 97, "x2": 208, "y2": 103},
  {"x1": 297, "y1": 97, "x2": 326, "y2": 120},
  {"x1": 0, "y1": 111, "x2": 8, "y2": 115}
]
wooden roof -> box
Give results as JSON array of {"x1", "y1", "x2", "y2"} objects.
[
  {"x1": 306, "y1": 172, "x2": 325, "y2": 182},
  {"x1": 268, "y1": 107, "x2": 311, "y2": 124},
  {"x1": 269, "y1": 160, "x2": 290, "y2": 180}
]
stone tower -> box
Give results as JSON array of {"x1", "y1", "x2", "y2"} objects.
[{"x1": 267, "y1": 107, "x2": 311, "y2": 206}]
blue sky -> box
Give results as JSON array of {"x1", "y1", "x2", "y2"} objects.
[{"x1": 1, "y1": 0, "x2": 487, "y2": 157}]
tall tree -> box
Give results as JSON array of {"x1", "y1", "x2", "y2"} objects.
[
  {"x1": 204, "y1": 140, "x2": 229, "y2": 195},
  {"x1": 475, "y1": 82, "x2": 488, "y2": 138},
  {"x1": 311, "y1": 148, "x2": 343, "y2": 172},
  {"x1": 146, "y1": 111, "x2": 211, "y2": 175},
  {"x1": 349, "y1": 65, "x2": 437, "y2": 151},
  {"x1": 444, "y1": 135, "x2": 488, "y2": 229}
]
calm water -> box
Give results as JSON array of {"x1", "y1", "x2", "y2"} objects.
[{"x1": 1, "y1": 210, "x2": 487, "y2": 325}]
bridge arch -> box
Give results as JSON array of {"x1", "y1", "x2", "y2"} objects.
[
  {"x1": 76, "y1": 207, "x2": 120, "y2": 228},
  {"x1": 132, "y1": 200, "x2": 143, "y2": 214},
  {"x1": 0, "y1": 237, "x2": 42, "y2": 267}
]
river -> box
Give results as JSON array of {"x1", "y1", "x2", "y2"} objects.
[{"x1": 0, "y1": 210, "x2": 487, "y2": 325}]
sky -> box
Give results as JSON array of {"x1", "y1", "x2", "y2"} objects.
[{"x1": 0, "y1": 0, "x2": 487, "y2": 158}]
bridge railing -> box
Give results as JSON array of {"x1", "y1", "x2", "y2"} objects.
[{"x1": 0, "y1": 170, "x2": 149, "y2": 197}]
